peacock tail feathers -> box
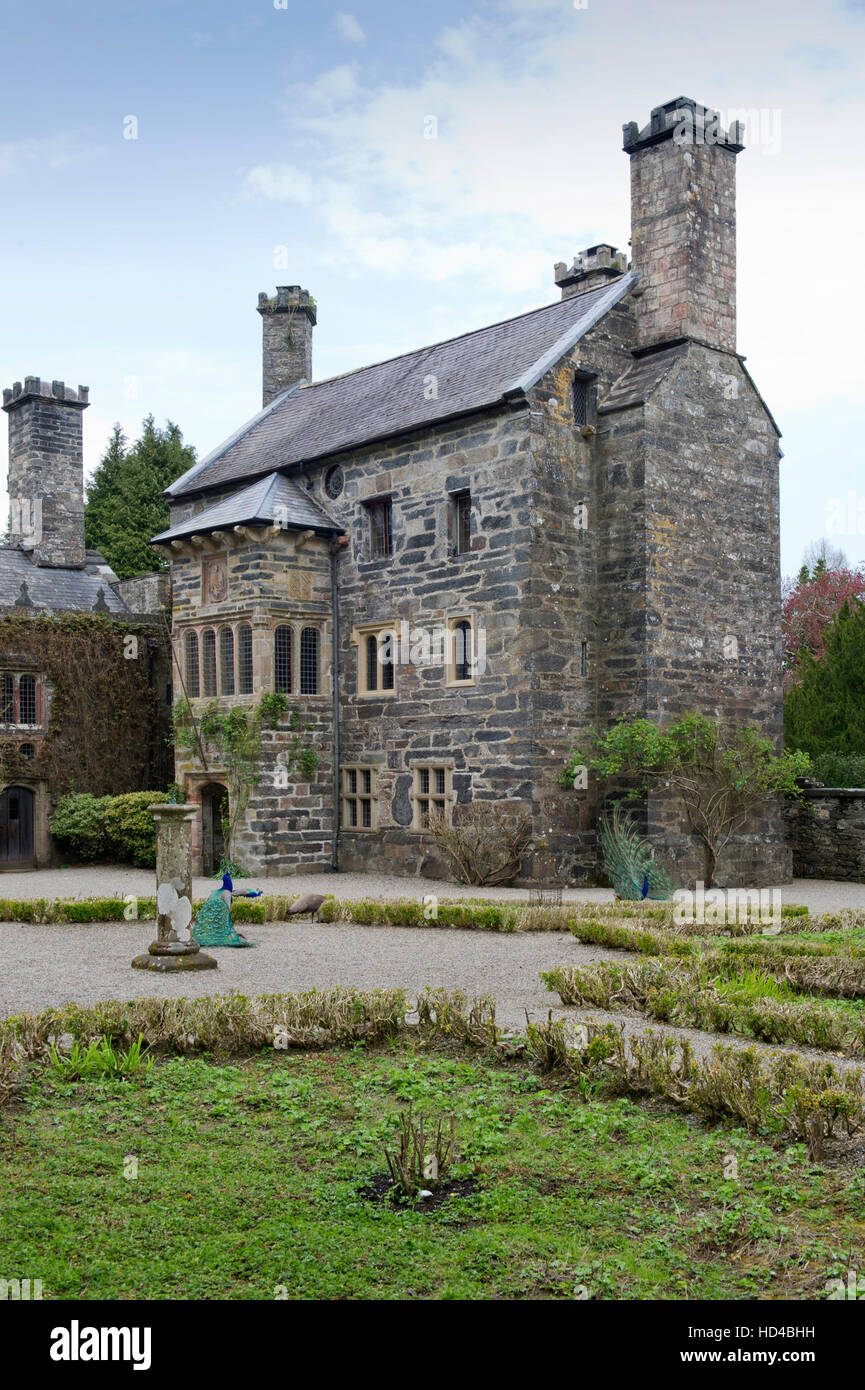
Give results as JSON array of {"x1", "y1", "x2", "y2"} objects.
[{"x1": 598, "y1": 805, "x2": 676, "y2": 901}]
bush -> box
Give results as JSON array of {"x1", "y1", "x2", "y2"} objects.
[
  {"x1": 49, "y1": 790, "x2": 169, "y2": 867},
  {"x1": 811, "y1": 752, "x2": 865, "y2": 788},
  {"x1": 50, "y1": 794, "x2": 113, "y2": 860},
  {"x1": 102, "y1": 790, "x2": 169, "y2": 867},
  {"x1": 429, "y1": 801, "x2": 533, "y2": 886}
]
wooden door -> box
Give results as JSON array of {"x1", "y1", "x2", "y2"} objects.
[{"x1": 0, "y1": 786, "x2": 35, "y2": 868}]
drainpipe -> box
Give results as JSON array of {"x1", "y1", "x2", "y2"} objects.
[{"x1": 330, "y1": 537, "x2": 343, "y2": 871}]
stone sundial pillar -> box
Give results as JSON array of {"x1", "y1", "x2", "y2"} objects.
[{"x1": 131, "y1": 803, "x2": 217, "y2": 972}]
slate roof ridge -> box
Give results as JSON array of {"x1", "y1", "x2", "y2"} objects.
[
  {"x1": 167, "y1": 379, "x2": 307, "y2": 497},
  {"x1": 169, "y1": 273, "x2": 638, "y2": 500},
  {"x1": 304, "y1": 282, "x2": 626, "y2": 390}
]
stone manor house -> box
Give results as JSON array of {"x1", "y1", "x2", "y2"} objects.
[{"x1": 153, "y1": 96, "x2": 787, "y2": 886}]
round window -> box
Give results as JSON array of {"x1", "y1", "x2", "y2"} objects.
[{"x1": 324, "y1": 465, "x2": 344, "y2": 499}]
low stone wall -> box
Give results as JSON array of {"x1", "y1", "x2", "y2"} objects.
[{"x1": 784, "y1": 789, "x2": 865, "y2": 883}]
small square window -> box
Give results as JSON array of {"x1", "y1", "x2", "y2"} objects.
[
  {"x1": 572, "y1": 374, "x2": 597, "y2": 428},
  {"x1": 411, "y1": 763, "x2": 453, "y2": 830},
  {"x1": 341, "y1": 765, "x2": 377, "y2": 831},
  {"x1": 367, "y1": 499, "x2": 393, "y2": 559}
]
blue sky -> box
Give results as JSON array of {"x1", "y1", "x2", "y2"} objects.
[{"x1": 1, "y1": 0, "x2": 863, "y2": 577}]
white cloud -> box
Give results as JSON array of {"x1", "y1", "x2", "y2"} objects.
[
  {"x1": 240, "y1": 163, "x2": 317, "y2": 203},
  {"x1": 0, "y1": 132, "x2": 101, "y2": 177},
  {"x1": 333, "y1": 11, "x2": 366, "y2": 44}
]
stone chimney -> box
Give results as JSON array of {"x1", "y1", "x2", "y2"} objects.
[
  {"x1": 623, "y1": 97, "x2": 744, "y2": 352},
  {"x1": 2, "y1": 377, "x2": 89, "y2": 569},
  {"x1": 257, "y1": 286, "x2": 316, "y2": 407},
  {"x1": 554, "y1": 244, "x2": 628, "y2": 299}
]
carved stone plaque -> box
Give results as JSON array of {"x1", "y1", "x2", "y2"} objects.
[{"x1": 202, "y1": 555, "x2": 228, "y2": 604}]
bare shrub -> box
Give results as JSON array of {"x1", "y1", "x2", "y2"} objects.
[
  {"x1": 429, "y1": 801, "x2": 532, "y2": 886},
  {"x1": 384, "y1": 1108, "x2": 456, "y2": 1197}
]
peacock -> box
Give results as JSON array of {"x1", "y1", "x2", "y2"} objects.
[{"x1": 597, "y1": 804, "x2": 676, "y2": 901}]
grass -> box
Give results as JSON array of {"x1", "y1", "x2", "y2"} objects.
[{"x1": 1, "y1": 1042, "x2": 863, "y2": 1301}]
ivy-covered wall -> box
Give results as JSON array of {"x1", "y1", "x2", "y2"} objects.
[{"x1": 0, "y1": 613, "x2": 172, "y2": 796}]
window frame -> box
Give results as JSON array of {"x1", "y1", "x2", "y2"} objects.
[
  {"x1": 444, "y1": 615, "x2": 478, "y2": 688},
  {"x1": 340, "y1": 764, "x2": 378, "y2": 832},
  {"x1": 410, "y1": 760, "x2": 456, "y2": 831},
  {"x1": 353, "y1": 621, "x2": 398, "y2": 699},
  {"x1": 450, "y1": 489, "x2": 472, "y2": 556},
  {"x1": 572, "y1": 371, "x2": 598, "y2": 429},
  {"x1": 365, "y1": 497, "x2": 393, "y2": 560}
]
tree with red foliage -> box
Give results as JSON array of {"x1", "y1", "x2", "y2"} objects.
[{"x1": 782, "y1": 562, "x2": 865, "y2": 689}]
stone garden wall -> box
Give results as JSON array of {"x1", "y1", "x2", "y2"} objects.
[{"x1": 784, "y1": 789, "x2": 865, "y2": 883}]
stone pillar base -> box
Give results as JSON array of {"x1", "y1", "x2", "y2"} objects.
[{"x1": 131, "y1": 940, "x2": 217, "y2": 972}]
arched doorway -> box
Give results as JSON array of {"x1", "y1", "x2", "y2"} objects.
[
  {"x1": 0, "y1": 786, "x2": 35, "y2": 869},
  {"x1": 200, "y1": 783, "x2": 228, "y2": 875}
]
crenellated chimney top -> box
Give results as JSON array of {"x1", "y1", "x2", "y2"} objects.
[
  {"x1": 2, "y1": 375, "x2": 89, "y2": 569},
  {"x1": 554, "y1": 244, "x2": 629, "y2": 299},
  {"x1": 257, "y1": 285, "x2": 317, "y2": 407}
]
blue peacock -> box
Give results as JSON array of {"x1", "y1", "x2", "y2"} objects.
[{"x1": 598, "y1": 804, "x2": 676, "y2": 901}]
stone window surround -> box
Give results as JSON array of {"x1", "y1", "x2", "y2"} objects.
[
  {"x1": 364, "y1": 495, "x2": 394, "y2": 562},
  {"x1": 340, "y1": 763, "x2": 379, "y2": 832},
  {"x1": 176, "y1": 621, "x2": 257, "y2": 702},
  {"x1": 270, "y1": 618, "x2": 328, "y2": 698},
  {"x1": 175, "y1": 617, "x2": 329, "y2": 702},
  {"x1": 447, "y1": 487, "x2": 472, "y2": 558},
  {"x1": 350, "y1": 619, "x2": 398, "y2": 700},
  {"x1": 444, "y1": 612, "x2": 478, "y2": 689},
  {"x1": 409, "y1": 757, "x2": 457, "y2": 831}
]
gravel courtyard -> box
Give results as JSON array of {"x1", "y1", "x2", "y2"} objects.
[{"x1": 1, "y1": 870, "x2": 863, "y2": 1067}]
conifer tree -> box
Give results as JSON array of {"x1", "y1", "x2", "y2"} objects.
[
  {"x1": 784, "y1": 600, "x2": 865, "y2": 756},
  {"x1": 85, "y1": 416, "x2": 196, "y2": 580}
]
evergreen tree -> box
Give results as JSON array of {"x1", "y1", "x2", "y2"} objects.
[
  {"x1": 784, "y1": 600, "x2": 865, "y2": 756},
  {"x1": 85, "y1": 416, "x2": 196, "y2": 580}
]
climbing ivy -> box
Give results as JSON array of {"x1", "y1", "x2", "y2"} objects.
[{"x1": 0, "y1": 613, "x2": 171, "y2": 795}]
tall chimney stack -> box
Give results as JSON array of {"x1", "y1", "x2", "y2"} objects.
[
  {"x1": 623, "y1": 97, "x2": 744, "y2": 352},
  {"x1": 2, "y1": 377, "x2": 89, "y2": 569},
  {"x1": 257, "y1": 286, "x2": 316, "y2": 407}
]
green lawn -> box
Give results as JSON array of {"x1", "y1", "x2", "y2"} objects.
[{"x1": 1, "y1": 1042, "x2": 863, "y2": 1300}]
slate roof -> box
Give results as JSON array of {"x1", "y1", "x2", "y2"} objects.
[
  {"x1": 169, "y1": 273, "x2": 638, "y2": 499},
  {"x1": 0, "y1": 547, "x2": 130, "y2": 614},
  {"x1": 152, "y1": 472, "x2": 343, "y2": 544},
  {"x1": 598, "y1": 344, "x2": 686, "y2": 414}
]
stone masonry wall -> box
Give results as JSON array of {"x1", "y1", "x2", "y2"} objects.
[
  {"x1": 171, "y1": 530, "x2": 335, "y2": 875},
  {"x1": 628, "y1": 136, "x2": 738, "y2": 352},
  {"x1": 605, "y1": 343, "x2": 788, "y2": 887},
  {"x1": 523, "y1": 296, "x2": 638, "y2": 882},
  {"x1": 784, "y1": 789, "x2": 865, "y2": 883},
  {"x1": 326, "y1": 404, "x2": 537, "y2": 879}
]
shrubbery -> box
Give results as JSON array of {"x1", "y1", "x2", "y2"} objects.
[
  {"x1": 50, "y1": 791, "x2": 169, "y2": 868},
  {"x1": 49, "y1": 794, "x2": 112, "y2": 860},
  {"x1": 811, "y1": 752, "x2": 865, "y2": 788}
]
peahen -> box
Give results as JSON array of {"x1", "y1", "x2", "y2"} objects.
[{"x1": 597, "y1": 805, "x2": 676, "y2": 901}]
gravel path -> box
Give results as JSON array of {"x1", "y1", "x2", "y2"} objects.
[{"x1": 1, "y1": 917, "x2": 862, "y2": 1074}]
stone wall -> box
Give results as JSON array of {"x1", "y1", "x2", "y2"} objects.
[
  {"x1": 328, "y1": 404, "x2": 537, "y2": 879},
  {"x1": 784, "y1": 789, "x2": 865, "y2": 883}
]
